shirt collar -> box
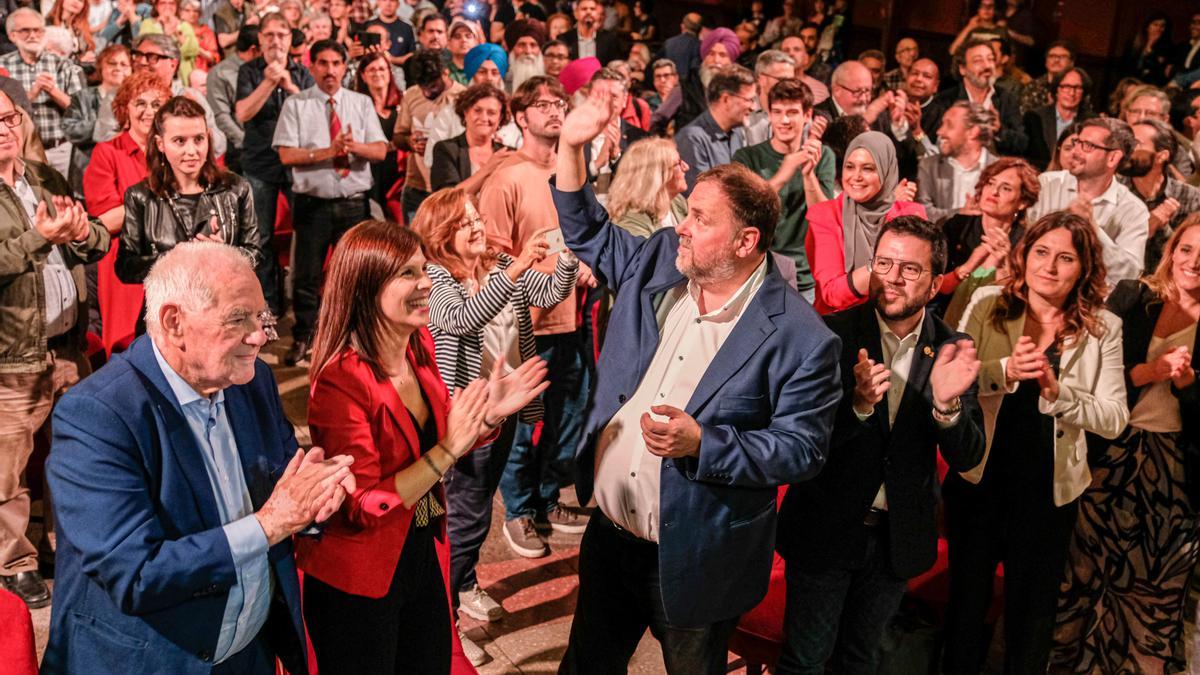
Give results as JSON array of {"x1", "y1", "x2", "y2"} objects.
[
  {"x1": 686, "y1": 256, "x2": 768, "y2": 322},
  {"x1": 875, "y1": 308, "x2": 923, "y2": 346},
  {"x1": 700, "y1": 110, "x2": 730, "y2": 140},
  {"x1": 947, "y1": 148, "x2": 987, "y2": 172},
  {"x1": 151, "y1": 337, "x2": 225, "y2": 409}
]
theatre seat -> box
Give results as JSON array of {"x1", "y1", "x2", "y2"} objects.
[{"x1": 0, "y1": 588, "x2": 38, "y2": 675}]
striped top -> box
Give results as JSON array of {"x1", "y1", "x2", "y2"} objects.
[{"x1": 426, "y1": 253, "x2": 578, "y2": 423}]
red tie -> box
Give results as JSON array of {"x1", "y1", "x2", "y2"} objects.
[{"x1": 328, "y1": 97, "x2": 350, "y2": 178}]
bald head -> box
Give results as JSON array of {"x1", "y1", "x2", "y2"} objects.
[
  {"x1": 895, "y1": 38, "x2": 918, "y2": 69},
  {"x1": 682, "y1": 13, "x2": 702, "y2": 33},
  {"x1": 831, "y1": 60, "x2": 873, "y2": 115},
  {"x1": 906, "y1": 58, "x2": 939, "y2": 100},
  {"x1": 144, "y1": 242, "x2": 257, "y2": 337}
]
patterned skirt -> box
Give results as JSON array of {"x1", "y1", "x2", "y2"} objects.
[{"x1": 1051, "y1": 430, "x2": 1199, "y2": 674}]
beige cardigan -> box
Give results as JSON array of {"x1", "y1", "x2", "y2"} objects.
[{"x1": 956, "y1": 286, "x2": 1129, "y2": 505}]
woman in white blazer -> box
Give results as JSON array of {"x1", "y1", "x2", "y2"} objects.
[{"x1": 942, "y1": 211, "x2": 1129, "y2": 674}]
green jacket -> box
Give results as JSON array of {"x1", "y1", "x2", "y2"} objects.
[
  {"x1": 612, "y1": 194, "x2": 689, "y2": 239},
  {"x1": 0, "y1": 161, "x2": 110, "y2": 373}
]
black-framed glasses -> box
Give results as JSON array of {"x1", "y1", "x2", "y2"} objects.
[
  {"x1": 529, "y1": 99, "x2": 568, "y2": 113},
  {"x1": 871, "y1": 256, "x2": 926, "y2": 281},
  {"x1": 131, "y1": 50, "x2": 172, "y2": 64},
  {"x1": 0, "y1": 110, "x2": 23, "y2": 129},
  {"x1": 1072, "y1": 138, "x2": 1116, "y2": 154},
  {"x1": 835, "y1": 83, "x2": 873, "y2": 99}
]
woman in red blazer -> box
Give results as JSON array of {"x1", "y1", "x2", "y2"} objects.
[
  {"x1": 297, "y1": 220, "x2": 548, "y2": 675},
  {"x1": 804, "y1": 130, "x2": 926, "y2": 314}
]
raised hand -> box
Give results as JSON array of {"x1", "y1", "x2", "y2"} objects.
[
  {"x1": 852, "y1": 348, "x2": 891, "y2": 415},
  {"x1": 893, "y1": 178, "x2": 917, "y2": 203},
  {"x1": 484, "y1": 357, "x2": 550, "y2": 430},
  {"x1": 509, "y1": 232, "x2": 550, "y2": 279},
  {"x1": 560, "y1": 89, "x2": 616, "y2": 148},
  {"x1": 442, "y1": 379, "x2": 489, "y2": 458},
  {"x1": 808, "y1": 114, "x2": 828, "y2": 141},
  {"x1": 930, "y1": 339, "x2": 981, "y2": 409},
  {"x1": 640, "y1": 405, "x2": 702, "y2": 458},
  {"x1": 1149, "y1": 197, "x2": 1180, "y2": 236},
  {"x1": 1145, "y1": 345, "x2": 1192, "y2": 383},
  {"x1": 1005, "y1": 335, "x2": 1047, "y2": 385}
]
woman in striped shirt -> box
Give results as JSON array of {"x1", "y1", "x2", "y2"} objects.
[{"x1": 409, "y1": 187, "x2": 577, "y2": 659}]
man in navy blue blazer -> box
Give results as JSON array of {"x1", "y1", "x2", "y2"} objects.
[
  {"x1": 42, "y1": 243, "x2": 354, "y2": 674},
  {"x1": 553, "y1": 82, "x2": 842, "y2": 674}
]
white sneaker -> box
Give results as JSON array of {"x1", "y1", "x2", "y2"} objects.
[
  {"x1": 458, "y1": 582, "x2": 506, "y2": 621},
  {"x1": 458, "y1": 627, "x2": 488, "y2": 667}
]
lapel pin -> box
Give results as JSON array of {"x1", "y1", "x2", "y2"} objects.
[{"x1": 923, "y1": 346, "x2": 935, "y2": 358}]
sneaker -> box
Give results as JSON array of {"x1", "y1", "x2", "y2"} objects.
[
  {"x1": 543, "y1": 502, "x2": 590, "y2": 534},
  {"x1": 458, "y1": 627, "x2": 489, "y2": 667},
  {"x1": 458, "y1": 582, "x2": 505, "y2": 622},
  {"x1": 503, "y1": 516, "x2": 549, "y2": 558}
]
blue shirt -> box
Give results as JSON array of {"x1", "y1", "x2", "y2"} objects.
[
  {"x1": 675, "y1": 110, "x2": 745, "y2": 195},
  {"x1": 150, "y1": 340, "x2": 273, "y2": 663}
]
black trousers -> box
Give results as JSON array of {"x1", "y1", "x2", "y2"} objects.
[
  {"x1": 210, "y1": 635, "x2": 275, "y2": 675},
  {"x1": 290, "y1": 193, "x2": 369, "y2": 341},
  {"x1": 941, "y1": 474, "x2": 1079, "y2": 674},
  {"x1": 303, "y1": 523, "x2": 452, "y2": 675},
  {"x1": 559, "y1": 512, "x2": 738, "y2": 675}
]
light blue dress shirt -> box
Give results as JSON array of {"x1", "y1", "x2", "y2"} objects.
[{"x1": 151, "y1": 339, "x2": 273, "y2": 663}]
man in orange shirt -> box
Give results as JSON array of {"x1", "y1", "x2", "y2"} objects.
[{"x1": 479, "y1": 75, "x2": 593, "y2": 560}]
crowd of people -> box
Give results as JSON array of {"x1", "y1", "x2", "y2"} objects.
[{"x1": 5, "y1": 0, "x2": 1200, "y2": 673}]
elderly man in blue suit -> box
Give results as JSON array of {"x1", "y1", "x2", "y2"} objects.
[
  {"x1": 553, "y1": 82, "x2": 843, "y2": 674},
  {"x1": 42, "y1": 242, "x2": 355, "y2": 674}
]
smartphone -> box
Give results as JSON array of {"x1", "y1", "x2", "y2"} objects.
[
  {"x1": 544, "y1": 229, "x2": 567, "y2": 255},
  {"x1": 800, "y1": 119, "x2": 812, "y2": 146},
  {"x1": 352, "y1": 30, "x2": 381, "y2": 48}
]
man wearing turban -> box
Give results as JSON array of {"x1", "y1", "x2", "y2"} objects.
[{"x1": 505, "y1": 18, "x2": 548, "y2": 93}]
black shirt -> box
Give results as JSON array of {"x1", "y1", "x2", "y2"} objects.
[
  {"x1": 235, "y1": 57, "x2": 314, "y2": 185},
  {"x1": 369, "y1": 17, "x2": 415, "y2": 58}
]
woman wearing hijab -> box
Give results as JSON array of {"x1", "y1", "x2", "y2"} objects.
[{"x1": 804, "y1": 130, "x2": 926, "y2": 314}]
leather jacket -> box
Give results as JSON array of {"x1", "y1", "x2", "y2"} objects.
[{"x1": 116, "y1": 173, "x2": 264, "y2": 284}]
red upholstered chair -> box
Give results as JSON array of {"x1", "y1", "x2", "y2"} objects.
[{"x1": 0, "y1": 588, "x2": 38, "y2": 675}]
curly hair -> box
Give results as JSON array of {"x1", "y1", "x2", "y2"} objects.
[
  {"x1": 112, "y1": 70, "x2": 173, "y2": 131},
  {"x1": 990, "y1": 211, "x2": 1108, "y2": 346},
  {"x1": 453, "y1": 82, "x2": 509, "y2": 126},
  {"x1": 971, "y1": 156, "x2": 1039, "y2": 222}
]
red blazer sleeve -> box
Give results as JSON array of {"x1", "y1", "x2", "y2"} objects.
[
  {"x1": 806, "y1": 197, "x2": 859, "y2": 315},
  {"x1": 83, "y1": 142, "x2": 123, "y2": 218},
  {"x1": 308, "y1": 357, "x2": 408, "y2": 531}
]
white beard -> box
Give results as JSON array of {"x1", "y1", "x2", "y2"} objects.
[{"x1": 508, "y1": 53, "x2": 545, "y2": 93}]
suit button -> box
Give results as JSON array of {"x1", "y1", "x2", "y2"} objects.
[
  {"x1": 1056, "y1": 430, "x2": 1064, "y2": 439},
  {"x1": 990, "y1": 383, "x2": 999, "y2": 391},
  {"x1": 198, "y1": 650, "x2": 212, "y2": 661},
  {"x1": 379, "y1": 502, "x2": 389, "y2": 511},
  {"x1": 618, "y1": 394, "x2": 627, "y2": 403},
  {"x1": 1055, "y1": 412, "x2": 1063, "y2": 418}
]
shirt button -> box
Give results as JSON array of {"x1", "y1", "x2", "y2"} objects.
[
  {"x1": 618, "y1": 394, "x2": 627, "y2": 403},
  {"x1": 678, "y1": 356, "x2": 684, "y2": 361},
  {"x1": 1056, "y1": 430, "x2": 1064, "y2": 439},
  {"x1": 695, "y1": 318, "x2": 701, "y2": 324},
  {"x1": 630, "y1": 471, "x2": 636, "y2": 477}
]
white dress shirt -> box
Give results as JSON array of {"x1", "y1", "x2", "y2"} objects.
[
  {"x1": 1026, "y1": 170, "x2": 1150, "y2": 285},
  {"x1": 272, "y1": 86, "x2": 387, "y2": 199},
  {"x1": 593, "y1": 258, "x2": 768, "y2": 542},
  {"x1": 948, "y1": 148, "x2": 988, "y2": 210}
]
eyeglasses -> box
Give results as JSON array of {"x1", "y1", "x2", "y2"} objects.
[
  {"x1": 458, "y1": 214, "x2": 484, "y2": 230},
  {"x1": 727, "y1": 92, "x2": 756, "y2": 105},
  {"x1": 544, "y1": 51, "x2": 570, "y2": 61},
  {"x1": 1056, "y1": 84, "x2": 1083, "y2": 92},
  {"x1": 1071, "y1": 138, "x2": 1116, "y2": 154},
  {"x1": 10, "y1": 27, "x2": 45, "y2": 37},
  {"x1": 529, "y1": 99, "x2": 568, "y2": 113},
  {"x1": 871, "y1": 256, "x2": 926, "y2": 281},
  {"x1": 0, "y1": 110, "x2": 22, "y2": 128},
  {"x1": 259, "y1": 30, "x2": 292, "y2": 41},
  {"x1": 131, "y1": 50, "x2": 172, "y2": 64},
  {"x1": 1046, "y1": 52, "x2": 1072, "y2": 61},
  {"x1": 835, "y1": 83, "x2": 873, "y2": 99}
]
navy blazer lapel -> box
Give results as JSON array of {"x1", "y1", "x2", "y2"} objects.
[
  {"x1": 683, "y1": 272, "x2": 782, "y2": 416},
  {"x1": 224, "y1": 384, "x2": 274, "y2": 510},
  {"x1": 126, "y1": 337, "x2": 224, "y2": 530}
]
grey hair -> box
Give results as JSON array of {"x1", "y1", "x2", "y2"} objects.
[
  {"x1": 179, "y1": 0, "x2": 201, "y2": 10},
  {"x1": 135, "y1": 33, "x2": 181, "y2": 61},
  {"x1": 1122, "y1": 85, "x2": 1171, "y2": 117},
  {"x1": 830, "y1": 60, "x2": 868, "y2": 87},
  {"x1": 755, "y1": 49, "x2": 795, "y2": 76},
  {"x1": 144, "y1": 242, "x2": 255, "y2": 335},
  {"x1": 949, "y1": 100, "x2": 998, "y2": 147},
  {"x1": 1082, "y1": 116, "x2": 1136, "y2": 160},
  {"x1": 651, "y1": 58, "x2": 676, "y2": 75},
  {"x1": 5, "y1": 8, "x2": 44, "y2": 34},
  {"x1": 42, "y1": 26, "x2": 74, "y2": 56}
]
